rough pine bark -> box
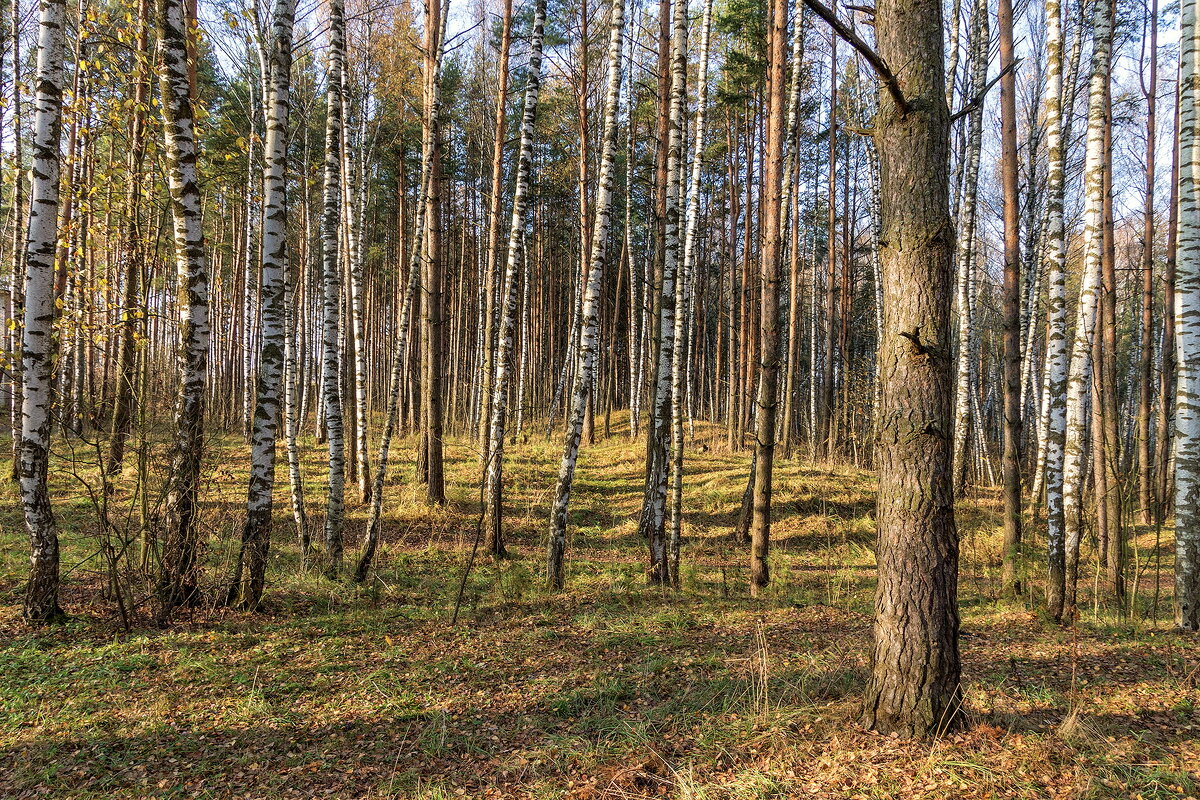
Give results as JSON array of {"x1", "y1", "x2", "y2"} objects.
[
  {"x1": 748, "y1": 0, "x2": 786, "y2": 597},
  {"x1": 860, "y1": 0, "x2": 963, "y2": 737}
]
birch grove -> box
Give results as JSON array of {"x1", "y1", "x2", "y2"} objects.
[{"x1": 3, "y1": 0, "x2": 1197, "y2": 754}]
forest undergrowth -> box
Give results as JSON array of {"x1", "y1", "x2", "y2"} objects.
[{"x1": 0, "y1": 417, "x2": 1197, "y2": 799}]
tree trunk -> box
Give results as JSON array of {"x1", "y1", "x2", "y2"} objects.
[
  {"x1": 106, "y1": 0, "x2": 150, "y2": 475},
  {"x1": 157, "y1": 0, "x2": 212, "y2": 616},
  {"x1": 549, "y1": 0, "x2": 622, "y2": 589},
  {"x1": 319, "y1": 0, "x2": 347, "y2": 578},
  {"x1": 1137, "y1": 0, "x2": 1158, "y2": 527},
  {"x1": 1041, "y1": 0, "x2": 1069, "y2": 622},
  {"x1": 20, "y1": 0, "x2": 68, "y2": 624},
  {"x1": 997, "y1": 0, "x2": 1022, "y2": 597},
  {"x1": 1175, "y1": 0, "x2": 1200, "y2": 630},
  {"x1": 1062, "y1": 0, "x2": 1111, "y2": 619},
  {"x1": 747, "y1": 0, "x2": 786, "y2": 597},
  {"x1": 484, "y1": 0, "x2": 546, "y2": 561},
  {"x1": 421, "y1": 0, "x2": 446, "y2": 506},
  {"x1": 230, "y1": 0, "x2": 295, "y2": 610},
  {"x1": 859, "y1": 0, "x2": 963, "y2": 737}
]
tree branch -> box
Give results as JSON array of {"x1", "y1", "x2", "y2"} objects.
[
  {"x1": 803, "y1": 0, "x2": 908, "y2": 117},
  {"x1": 949, "y1": 59, "x2": 1021, "y2": 124}
]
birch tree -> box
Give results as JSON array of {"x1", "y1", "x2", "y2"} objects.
[
  {"x1": 158, "y1": 0, "x2": 212, "y2": 614},
  {"x1": 636, "y1": 0, "x2": 683, "y2": 584},
  {"x1": 229, "y1": 0, "x2": 295, "y2": 610},
  {"x1": 1041, "y1": 0, "x2": 1069, "y2": 621},
  {"x1": 1175, "y1": 0, "x2": 1200, "y2": 630},
  {"x1": 668, "y1": 0, "x2": 714, "y2": 585},
  {"x1": 19, "y1": 0, "x2": 68, "y2": 624},
  {"x1": 549, "y1": 0, "x2": 623, "y2": 588},
  {"x1": 320, "y1": 0, "x2": 347, "y2": 578},
  {"x1": 480, "y1": 0, "x2": 546, "y2": 559},
  {"x1": 1061, "y1": 0, "x2": 1111, "y2": 618}
]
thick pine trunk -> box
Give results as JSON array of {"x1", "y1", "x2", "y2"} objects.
[{"x1": 860, "y1": 0, "x2": 963, "y2": 738}]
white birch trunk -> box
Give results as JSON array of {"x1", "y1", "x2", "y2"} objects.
[
  {"x1": 1062, "y1": 0, "x2": 1111, "y2": 616},
  {"x1": 230, "y1": 0, "x2": 294, "y2": 609},
  {"x1": 636, "y1": 0, "x2": 684, "y2": 583},
  {"x1": 1040, "y1": 0, "x2": 1069, "y2": 620},
  {"x1": 669, "y1": 0, "x2": 713, "y2": 586},
  {"x1": 320, "y1": 0, "x2": 347, "y2": 578},
  {"x1": 158, "y1": 0, "x2": 212, "y2": 614},
  {"x1": 549, "y1": 0, "x2": 626, "y2": 588},
  {"x1": 19, "y1": 0, "x2": 67, "y2": 623},
  {"x1": 1175, "y1": 0, "x2": 1200, "y2": 629}
]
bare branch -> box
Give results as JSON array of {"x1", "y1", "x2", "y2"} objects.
[
  {"x1": 803, "y1": 0, "x2": 908, "y2": 117},
  {"x1": 949, "y1": 58, "x2": 1021, "y2": 124}
]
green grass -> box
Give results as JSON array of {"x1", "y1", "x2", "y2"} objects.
[{"x1": 0, "y1": 414, "x2": 1196, "y2": 798}]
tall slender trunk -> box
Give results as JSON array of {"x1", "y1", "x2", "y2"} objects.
[
  {"x1": 421, "y1": 0, "x2": 446, "y2": 505},
  {"x1": 484, "y1": 0, "x2": 546, "y2": 560},
  {"x1": 1174, "y1": 0, "x2": 1200, "y2": 630},
  {"x1": 749, "y1": 0, "x2": 786, "y2": 596},
  {"x1": 1041, "y1": 0, "x2": 1069, "y2": 621},
  {"x1": 320, "y1": 0, "x2": 347, "y2": 577},
  {"x1": 1157, "y1": 75, "x2": 1181, "y2": 523},
  {"x1": 780, "y1": 10, "x2": 807, "y2": 457},
  {"x1": 355, "y1": 160, "x2": 427, "y2": 582},
  {"x1": 952, "y1": 0, "x2": 987, "y2": 494},
  {"x1": 230, "y1": 0, "x2": 295, "y2": 610},
  {"x1": 1137, "y1": 0, "x2": 1158, "y2": 527},
  {"x1": 667, "y1": 0, "x2": 714, "y2": 586},
  {"x1": 1062, "y1": 0, "x2": 1111, "y2": 618},
  {"x1": 637, "y1": 0, "x2": 677, "y2": 582},
  {"x1": 106, "y1": 0, "x2": 150, "y2": 474},
  {"x1": 9, "y1": 0, "x2": 25, "y2": 483},
  {"x1": 997, "y1": 0, "x2": 1022, "y2": 596},
  {"x1": 157, "y1": 0, "x2": 211, "y2": 615},
  {"x1": 478, "y1": 0, "x2": 515, "y2": 460},
  {"x1": 548, "y1": 0, "x2": 622, "y2": 588},
  {"x1": 20, "y1": 0, "x2": 68, "y2": 624}
]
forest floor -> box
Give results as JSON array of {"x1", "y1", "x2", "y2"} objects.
[{"x1": 0, "y1": 415, "x2": 1198, "y2": 799}]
